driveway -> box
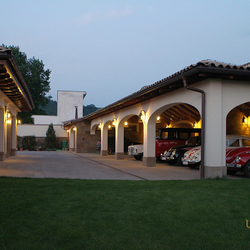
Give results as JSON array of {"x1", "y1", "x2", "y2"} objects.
[{"x1": 0, "y1": 151, "x2": 244, "y2": 180}]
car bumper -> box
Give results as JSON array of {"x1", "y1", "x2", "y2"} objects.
[
  {"x1": 226, "y1": 163, "x2": 242, "y2": 169},
  {"x1": 182, "y1": 160, "x2": 200, "y2": 166}
]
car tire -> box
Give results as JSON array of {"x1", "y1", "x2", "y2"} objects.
[
  {"x1": 227, "y1": 169, "x2": 237, "y2": 175},
  {"x1": 134, "y1": 155, "x2": 142, "y2": 161},
  {"x1": 177, "y1": 154, "x2": 184, "y2": 166},
  {"x1": 244, "y1": 162, "x2": 250, "y2": 178}
]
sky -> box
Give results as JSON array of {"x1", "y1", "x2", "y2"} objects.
[{"x1": 2, "y1": 0, "x2": 250, "y2": 107}]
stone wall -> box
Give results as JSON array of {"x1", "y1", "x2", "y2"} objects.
[{"x1": 76, "y1": 122, "x2": 101, "y2": 153}]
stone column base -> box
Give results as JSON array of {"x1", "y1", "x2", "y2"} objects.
[
  {"x1": 0, "y1": 152, "x2": 6, "y2": 161},
  {"x1": 11, "y1": 149, "x2": 17, "y2": 156},
  {"x1": 143, "y1": 157, "x2": 156, "y2": 167},
  {"x1": 204, "y1": 166, "x2": 227, "y2": 179},
  {"x1": 101, "y1": 150, "x2": 108, "y2": 156},
  {"x1": 115, "y1": 152, "x2": 124, "y2": 160}
]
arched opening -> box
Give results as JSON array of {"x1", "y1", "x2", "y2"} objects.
[
  {"x1": 227, "y1": 102, "x2": 250, "y2": 137},
  {"x1": 155, "y1": 103, "x2": 201, "y2": 129}
]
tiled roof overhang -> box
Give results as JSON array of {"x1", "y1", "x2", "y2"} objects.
[
  {"x1": 0, "y1": 48, "x2": 34, "y2": 112},
  {"x1": 64, "y1": 60, "x2": 250, "y2": 126}
]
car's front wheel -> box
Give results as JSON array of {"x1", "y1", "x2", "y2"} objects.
[
  {"x1": 177, "y1": 154, "x2": 184, "y2": 166},
  {"x1": 227, "y1": 169, "x2": 237, "y2": 175},
  {"x1": 244, "y1": 162, "x2": 250, "y2": 178}
]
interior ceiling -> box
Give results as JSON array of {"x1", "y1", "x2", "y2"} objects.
[
  {"x1": 237, "y1": 103, "x2": 250, "y2": 117},
  {"x1": 0, "y1": 64, "x2": 30, "y2": 111},
  {"x1": 161, "y1": 104, "x2": 200, "y2": 124}
]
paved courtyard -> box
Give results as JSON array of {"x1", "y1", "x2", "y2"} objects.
[{"x1": 0, "y1": 151, "x2": 244, "y2": 180}]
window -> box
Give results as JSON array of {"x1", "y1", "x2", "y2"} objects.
[
  {"x1": 242, "y1": 139, "x2": 250, "y2": 146},
  {"x1": 227, "y1": 139, "x2": 239, "y2": 147}
]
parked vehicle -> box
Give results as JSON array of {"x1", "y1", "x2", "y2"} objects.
[
  {"x1": 160, "y1": 136, "x2": 201, "y2": 165},
  {"x1": 182, "y1": 135, "x2": 250, "y2": 171},
  {"x1": 226, "y1": 147, "x2": 250, "y2": 177},
  {"x1": 128, "y1": 128, "x2": 201, "y2": 160}
]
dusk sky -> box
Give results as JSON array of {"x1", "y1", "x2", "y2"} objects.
[{"x1": 2, "y1": 0, "x2": 250, "y2": 107}]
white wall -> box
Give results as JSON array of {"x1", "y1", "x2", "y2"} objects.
[
  {"x1": 32, "y1": 90, "x2": 86, "y2": 125},
  {"x1": 19, "y1": 90, "x2": 86, "y2": 137},
  {"x1": 17, "y1": 124, "x2": 67, "y2": 137}
]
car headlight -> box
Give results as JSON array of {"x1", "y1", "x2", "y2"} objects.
[{"x1": 235, "y1": 156, "x2": 241, "y2": 163}]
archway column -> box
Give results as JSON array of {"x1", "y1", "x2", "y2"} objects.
[
  {"x1": 11, "y1": 115, "x2": 17, "y2": 156},
  {"x1": 101, "y1": 124, "x2": 108, "y2": 156},
  {"x1": 202, "y1": 79, "x2": 227, "y2": 178},
  {"x1": 0, "y1": 108, "x2": 6, "y2": 161},
  {"x1": 142, "y1": 116, "x2": 156, "y2": 167},
  {"x1": 115, "y1": 120, "x2": 124, "y2": 159}
]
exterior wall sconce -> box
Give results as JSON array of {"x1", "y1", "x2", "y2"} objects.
[
  {"x1": 242, "y1": 116, "x2": 247, "y2": 123},
  {"x1": 156, "y1": 116, "x2": 161, "y2": 123},
  {"x1": 108, "y1": 125, "x2": 112, "y2": 129},
  {"x1": 73, "y1": 127, "x2": 76, "y2": 131},
  {"x1": 6, "y1": 112, "x2": 12, "y2": 124},
  {"x1": 139, "y1": 110, "x2": 146, "y2": 123},
  {"x1": 124, "y1": 121, "x2": 128, "y2": 127},
  {"x1": 193, "y1": 122, "x2": 197, "y2": 128},
  {"x1": 67, "y1": 129, "x2": 70, "y2": 133},
  {"x1": 112, "y1": 119, "x2": 117, "y2": 127},
  {"x1": 17, "y1": 120, "x2": 21, "y2": 125}
]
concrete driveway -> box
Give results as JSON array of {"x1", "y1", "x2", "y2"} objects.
[{"x1": 0, "y1": 151, "x2": 244, "y2": 180}]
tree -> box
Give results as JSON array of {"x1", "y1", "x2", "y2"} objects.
[
  {"x1": 83, "y1": 104, "x2": 100, "y2": 116},
  {"x1": 45, "y1": 123, "x2": 57, "y2": 150},
  {"x1": 5, "y1": 45, "x2": 51, "y2": 123}
]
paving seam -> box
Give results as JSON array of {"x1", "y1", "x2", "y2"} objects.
[{"x1": 72, "y1": 153, "x2": 148, "y2": 181}]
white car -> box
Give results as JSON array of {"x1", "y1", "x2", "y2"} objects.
[{"x1": 182, "y1": 135, "x2": 250, "y2": 168}]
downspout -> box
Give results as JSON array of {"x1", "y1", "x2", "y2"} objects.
[{"x1": 182, "y1": 75, "x2": 205, "y2": 179}]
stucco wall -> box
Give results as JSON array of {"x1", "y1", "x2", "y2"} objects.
[
  {"x1": 32, "y1": 90, "x2": 86, "y2": 125},
  {"x1": 17, "y1": 124, "x2": 67, "y2": 137}
]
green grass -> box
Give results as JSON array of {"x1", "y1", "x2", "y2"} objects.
[{"x1": 0, "y1": 178, "x2": 250, "y2": 250}]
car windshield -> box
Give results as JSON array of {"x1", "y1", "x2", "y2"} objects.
[{"x1": 185, "y1": 137, "x2": 200, "y2": 145}]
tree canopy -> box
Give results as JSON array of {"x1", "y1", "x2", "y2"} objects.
[{"x1": 5, "y1": 45, "x2": 51, "y2": 123}]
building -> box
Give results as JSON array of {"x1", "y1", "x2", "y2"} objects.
[
  {"x1": 64, "y1": 59, "x2": 250, "y2": 179},
  {"x1": 0, "y1": 47, "x2": 34, "y2": 160},
  {"x1": 17, "y1": 90, "x2": 86, "y2": 149}
]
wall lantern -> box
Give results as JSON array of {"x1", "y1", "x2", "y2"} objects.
[
  {"x1": 124, "y1": 121, "x2": 128, "y2": 127},
  {"x1": 112, "y1": 119, "x2": 117, "y2": 127},
  {"x1": 156, "y1": 116, "x2": 161, "y2": 123},
  {"x1": 17, "y1": 120, "x2": 21, "y2": 125},
  {"x1": 73, "y1": 127, "x2": 76, "y2": 131},
  {"x1": 193, "y1": 122, "x2": 197, "y2": 128},
  {"x1": 138, "y1": 110, "x2": 146, "y2": 123},
  {"x1": 6, "y1": 112, "x2": 12, "y2": 124},
  {"x1": 242, "y1": 116, "x2": 247, "y2": 123},
  {"x1": 67, "y1": 129, "x2": 70, "y2": 133},
  {"x1": 97, "y1": 124, "x2": 101, "y2": 130},
  {"x1": 108, "y1": 124, "x2": 112, "y2": 129}
]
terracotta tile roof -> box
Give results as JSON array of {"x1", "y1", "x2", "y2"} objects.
[{"x1": 63, "y1": 59, "x2": 250, "y2": 125}]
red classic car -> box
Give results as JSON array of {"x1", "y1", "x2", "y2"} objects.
[{"x1": 226, "y1": 147, "x2": 250, "y2": 177}]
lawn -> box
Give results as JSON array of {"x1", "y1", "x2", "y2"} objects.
[{"x1": 0, "y1": 178, "x2": 249, "y2": 250}]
